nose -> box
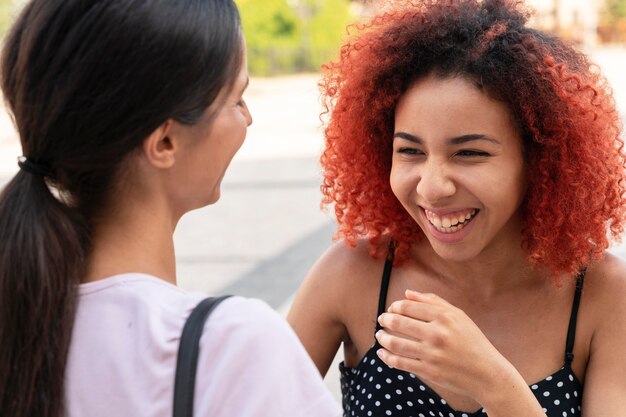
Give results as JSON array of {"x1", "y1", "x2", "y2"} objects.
[
  {"x1": 243, "y1": 101, "x2": 253, "y2": 126},
  {"x1": 415, "y1": 160, "x2": 456, "y2": 203}
]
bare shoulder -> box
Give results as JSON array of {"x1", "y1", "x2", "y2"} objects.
[
  {"x1": 577, "y1": 254, "x2": 626, "y2": 414},
  {"x1": 307, "y1": 239, "x2": 387, "y2": 291},
  {"x1": 584, "y1": 252, "x2": 626, "y2": 309},
  {"x1": 300, "y1": 238, "x2": 389, "y2": 335},
  {"x1": 288, "y1": 239, "x2": 387, "y2": 374},
  {"x1": 288, "y1": 238, "x2": 388, "y2": 328},
  {"x1": 582, "y1": 252, "x2": 626, "y2": 344}
]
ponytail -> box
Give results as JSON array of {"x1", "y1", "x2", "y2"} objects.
[{"x1": 0, "y1": 171, "x2": 88, "y2": 416}]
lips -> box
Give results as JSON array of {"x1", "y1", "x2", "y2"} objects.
[{"x1": 424, "y1": 208, "x2": 478, "y2": 233}]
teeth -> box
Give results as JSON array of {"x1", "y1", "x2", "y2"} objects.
[{"x1": 425, "y1": 209, "x2": 478, "y2": 234}]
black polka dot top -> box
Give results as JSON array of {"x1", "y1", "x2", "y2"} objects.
[{"x1": 340, "y1": 247, "x2": 585, "y2": 417}]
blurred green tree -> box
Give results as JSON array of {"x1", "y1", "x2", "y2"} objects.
[
  {"x1": 604, "y1": 0, "x2": 626, "y2": 22},
  {"x1": 236, "y1": 0, "x2": 303, "y2": 75},
  {"x1": 236, "y1": 0, "x2": 354, "y2": 75},
  {"x1": 600, "y1": 0, "x2": 626, "y2": 42},
  {"x1": 0, "y1": 0, "x2": 16, "y2": 36},
  {"x1": 309, "y1": 0, "x2": 353, "y2": 69}
]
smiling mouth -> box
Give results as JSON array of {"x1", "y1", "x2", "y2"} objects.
[{"x1": 424, "y1": 209, "x2": 479, "y2": 234}]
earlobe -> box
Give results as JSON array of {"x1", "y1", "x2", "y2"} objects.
[{"x1": 142, "y1": 120, "x2": 176, "y2": 169}]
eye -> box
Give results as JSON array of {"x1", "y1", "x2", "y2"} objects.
[
  {"x1": 236, "y1": 99, "x2": 245, "y2": 107},
  {"x1": 396, "y1": 147, "x2": 424, "y2": 155},
  {"x1": 455, "y1": 149, "x2": 491, "y2": 157}
]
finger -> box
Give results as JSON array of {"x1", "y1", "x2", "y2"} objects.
[
  {"x1": 378, "y1": 312, "x2": 429, "y2": 336},
  {"x1": 405, "y1": 289, "x2": 452, "y2": 308},
  {"x1": 375, "y1": 329, "x2": 423, "y2": 359},
  {"x1": 387, "y1": 299, "x2": 440, "y2": 322},
  {"x1": 376, "y1": 347, "x2": 426, "y2": 376}
]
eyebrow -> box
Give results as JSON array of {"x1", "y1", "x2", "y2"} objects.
[{"x1": 393, "y1": 132, "x2": 501, "y2": 145}]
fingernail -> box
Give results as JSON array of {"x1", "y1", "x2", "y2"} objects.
[
  {"x1": 376, "y1": 349, "x2": 384, "y2": 358},
  {"x1": 375, "y1": 330, "x2": 382, "y2": 339},
  {"x1": 407, "y1": 289, "x2": 421, "y2": 297}
]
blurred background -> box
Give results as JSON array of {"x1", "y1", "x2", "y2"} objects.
[
  {"x1": 0, "y1": 0, "x2": 625, "y2": 402},
  {"x1": 236, "y1": 0, "x2": 626, "y2": 76}
]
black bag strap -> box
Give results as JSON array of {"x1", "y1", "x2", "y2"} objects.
[{"x1": 173, "y1": 295, "x2": 232, "y2": 417}]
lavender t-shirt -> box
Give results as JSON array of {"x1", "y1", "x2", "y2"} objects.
[{"x1": 65, "y1": 273, "x2": 340, "y2": 417}]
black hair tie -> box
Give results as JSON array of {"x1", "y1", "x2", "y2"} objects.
[{"x1": 17, "y1": 156, "x2": 51, "y2": 177}]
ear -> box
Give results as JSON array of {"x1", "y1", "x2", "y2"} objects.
[{"x1": 142, "y1": 120, "x2": 176, "y2": 169}]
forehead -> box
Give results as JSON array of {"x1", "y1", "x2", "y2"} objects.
[{"x1": 395, "y1": 74, "x2": 520, "y2": 144}]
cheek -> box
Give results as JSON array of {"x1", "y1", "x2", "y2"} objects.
[
  {"x1": 503, "y1": 159, "x2": 527, "y2": 200},
  {"x1": 227, "y1": 116, "x2": 248, "y2": 150},
  {"x1": 389, "y1": 163, "x2": 407, "y2": 201},
  {"x1": 475, "y1": 162, "x2": 526, "y2": 210}
]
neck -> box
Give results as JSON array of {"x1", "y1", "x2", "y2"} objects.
[
  {"x1": 84, "y1": 195, "x2": 179, "y2": 285},
  {"x1": 413, "y1": 237, "x2": 546, "y2": 299}
]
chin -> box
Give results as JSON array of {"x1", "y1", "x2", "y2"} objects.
[
  {"x1": 426, "y1": 239, "x2": 480, "y2": 263},
  {"x1": 189, "y1": 191, "x2": 221, "y2": 211},
  {"x1": 206, "y1": 193, "x2": 220, "y2": 206},
  {"x1": 203, "y1": 182, "x2": 221, "y2": 205}
]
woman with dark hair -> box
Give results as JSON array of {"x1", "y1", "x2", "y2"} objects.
[
  {"x1": 0, "y1": 1, "x2": 340, "y2": 416},
  {"x1": 288, "y1": 0, "x2": 626, "y2": 416}
]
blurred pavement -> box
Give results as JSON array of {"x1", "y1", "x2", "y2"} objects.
[{"x1": 1, "y1": 47, "x2": 626, "y2": 403}]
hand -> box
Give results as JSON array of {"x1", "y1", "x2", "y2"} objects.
[{"x1": 375, "y1": 290, "x2": 510, "y2": 401}]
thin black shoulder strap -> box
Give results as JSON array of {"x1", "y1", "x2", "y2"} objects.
[
  {"x1": 564, "y1": 270, "x2": 586, "y2": 365},
  {"x1": 375, "y1": 241, "x2": 396, "y2": 332},
  {"x1": 173, "y1": 295, "x2": 232, "y2": 417}
]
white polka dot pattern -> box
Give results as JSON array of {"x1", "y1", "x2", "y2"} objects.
[{"x1": 340, "y1": 348, "x2": 582, "y2": 417}]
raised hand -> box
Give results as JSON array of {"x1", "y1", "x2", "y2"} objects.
[{"x1": 375, "y1": 289, "x2": 512, "y2": 402}]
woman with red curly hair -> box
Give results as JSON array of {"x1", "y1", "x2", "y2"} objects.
[{"x1": 288, "y1": 1, "x2": 626, "y2": 416}]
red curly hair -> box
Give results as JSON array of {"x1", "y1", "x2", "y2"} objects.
[{"x1": 320, "y1": 0, "x2": 626, "y2": 278}]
